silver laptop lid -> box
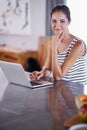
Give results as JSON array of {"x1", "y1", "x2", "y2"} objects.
[{"x1": 0, "y1": 61, "x2": 32, "y2": 87}]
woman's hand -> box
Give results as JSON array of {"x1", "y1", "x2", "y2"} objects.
[
  {"x1": 51, "y1": 33, "x2": 63, "y2": 49},
  {"x1": 29, "y1": 71, "x2": 44, "y2": 80}
]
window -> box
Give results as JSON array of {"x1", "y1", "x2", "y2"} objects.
[{"x1": 67, "y1": 0, "x2": 87, "y2": 43}]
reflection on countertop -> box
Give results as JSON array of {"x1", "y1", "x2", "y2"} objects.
[
  {"x1": 47, "y1": 80, "x2": 84, "y2": 130},
  {"x1": 0, "y1": 74, "x2": 85, "y2": 130}
]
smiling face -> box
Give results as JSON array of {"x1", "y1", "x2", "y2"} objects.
[{"x1": 51, "y1": 11, "x2": 70, "y2": 36}]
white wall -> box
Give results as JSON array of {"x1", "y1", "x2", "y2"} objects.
[
  {"x1": 31, "y1": 0, "x2": 46, "y2": 36},
  {"x1": 0, "y1": 0, "x2": 46, "y2": 50},
  {"x1": 67, "y1": 0, "x2": 87, "y2": 43}
]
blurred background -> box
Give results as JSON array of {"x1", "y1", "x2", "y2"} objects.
[{"x1": 0, "y1": 0, "x2": 86, "y2": 71}]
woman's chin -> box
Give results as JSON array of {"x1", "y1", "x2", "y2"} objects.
[{"x1": 54, "y1": 31, "x2": 63, "y2": 36}]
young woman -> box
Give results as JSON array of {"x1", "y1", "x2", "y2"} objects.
[{"x1": 29, "y1": 5, "x2": 87, "y2": 85}]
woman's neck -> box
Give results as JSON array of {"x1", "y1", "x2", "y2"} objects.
[{"x1": 62, "y1": 33, "x2": 70, "y2": 43}]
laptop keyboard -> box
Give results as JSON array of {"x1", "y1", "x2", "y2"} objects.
[{"x1": 30, "y1": 81, "x2": 42, "y2": 86}]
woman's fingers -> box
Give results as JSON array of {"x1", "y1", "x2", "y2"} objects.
[
  {"x1": 29, "y1": 71, "x2": 43, "y2": 80},
  {"x1": 37, "y1": 72, "x2": 44, "y2": 80},
  {"x1": 29, "y1": 73, "x2": 36, "y2": 80},
  {"x1": 58, "y1": 32, "x2": 63, "y2": 39}
]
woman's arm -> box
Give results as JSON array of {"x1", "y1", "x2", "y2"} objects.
[
  {"x1": 41, "y1": 37, "x2": 52, "y2": 76},
  {"x1": 51, "y1": 36, "x2": 85, "y2": 80},
  {"x1": 29, "y1": 37, "x2": 52, "y2": 80}
]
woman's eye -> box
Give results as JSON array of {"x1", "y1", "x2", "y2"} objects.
[
  {"x1": 51, "y1": 20, "x2": 57, "y2": 23},
  {"x1": 60, "y1": 20, "x2": 65, "y2": 23}
]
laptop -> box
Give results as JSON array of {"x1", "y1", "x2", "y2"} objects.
[{"x1": 0, "y1": 61, "x2": 53, "y2": 88}]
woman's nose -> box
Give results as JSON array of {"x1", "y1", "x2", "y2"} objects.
[{"x1": 55, "y1": 21, "x2": 61, "y2": 28}]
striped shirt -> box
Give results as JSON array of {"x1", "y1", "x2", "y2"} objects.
[{"x1": 58, "y1": 37, "x2": 87, "y2": 85}]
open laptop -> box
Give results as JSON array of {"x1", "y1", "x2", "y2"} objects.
[{"x1": 0, "y1": 61, "x2": 53, "y2": 88}]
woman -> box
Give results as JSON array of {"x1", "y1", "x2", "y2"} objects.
[{"x1": 29, "y1": 5, "x2": 87, "y2": 85}]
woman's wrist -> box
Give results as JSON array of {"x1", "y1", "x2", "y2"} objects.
[{"x1": 41, "y1": 66, "x2": 50, "y2": 76}]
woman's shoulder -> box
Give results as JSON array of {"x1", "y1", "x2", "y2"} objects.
[
  {"x1": 74, "y1": 36, "x2": 87, "y2": 51},
  {"x1": 70, "y1": 35, "x2": 87, "y2": 56},
  {"x1": 69, "y1": 34, "x2": 86, "y2": 46},
  {"x1": 71, "y1": 34, "x2": 86, "y2": 43},
  {"x1": 47, "y1": 36, "x2": 53, "y2": 45}
]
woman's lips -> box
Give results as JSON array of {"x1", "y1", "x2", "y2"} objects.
[{"x1": 54, "y1": 29, "x2": 62, "y2": 34}]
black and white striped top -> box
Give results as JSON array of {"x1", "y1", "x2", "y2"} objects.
[{"x1": 58, "y1": 37, "x2": 87, "y2": 85}]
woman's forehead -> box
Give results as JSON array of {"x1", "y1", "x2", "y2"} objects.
[{"x1": 51, "y1": 11, "x2": 68, "y2": 20}]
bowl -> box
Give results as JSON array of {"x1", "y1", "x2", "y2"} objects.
[{"x1": 69, "y1": 124, "x2": 87, "y2": 130}]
